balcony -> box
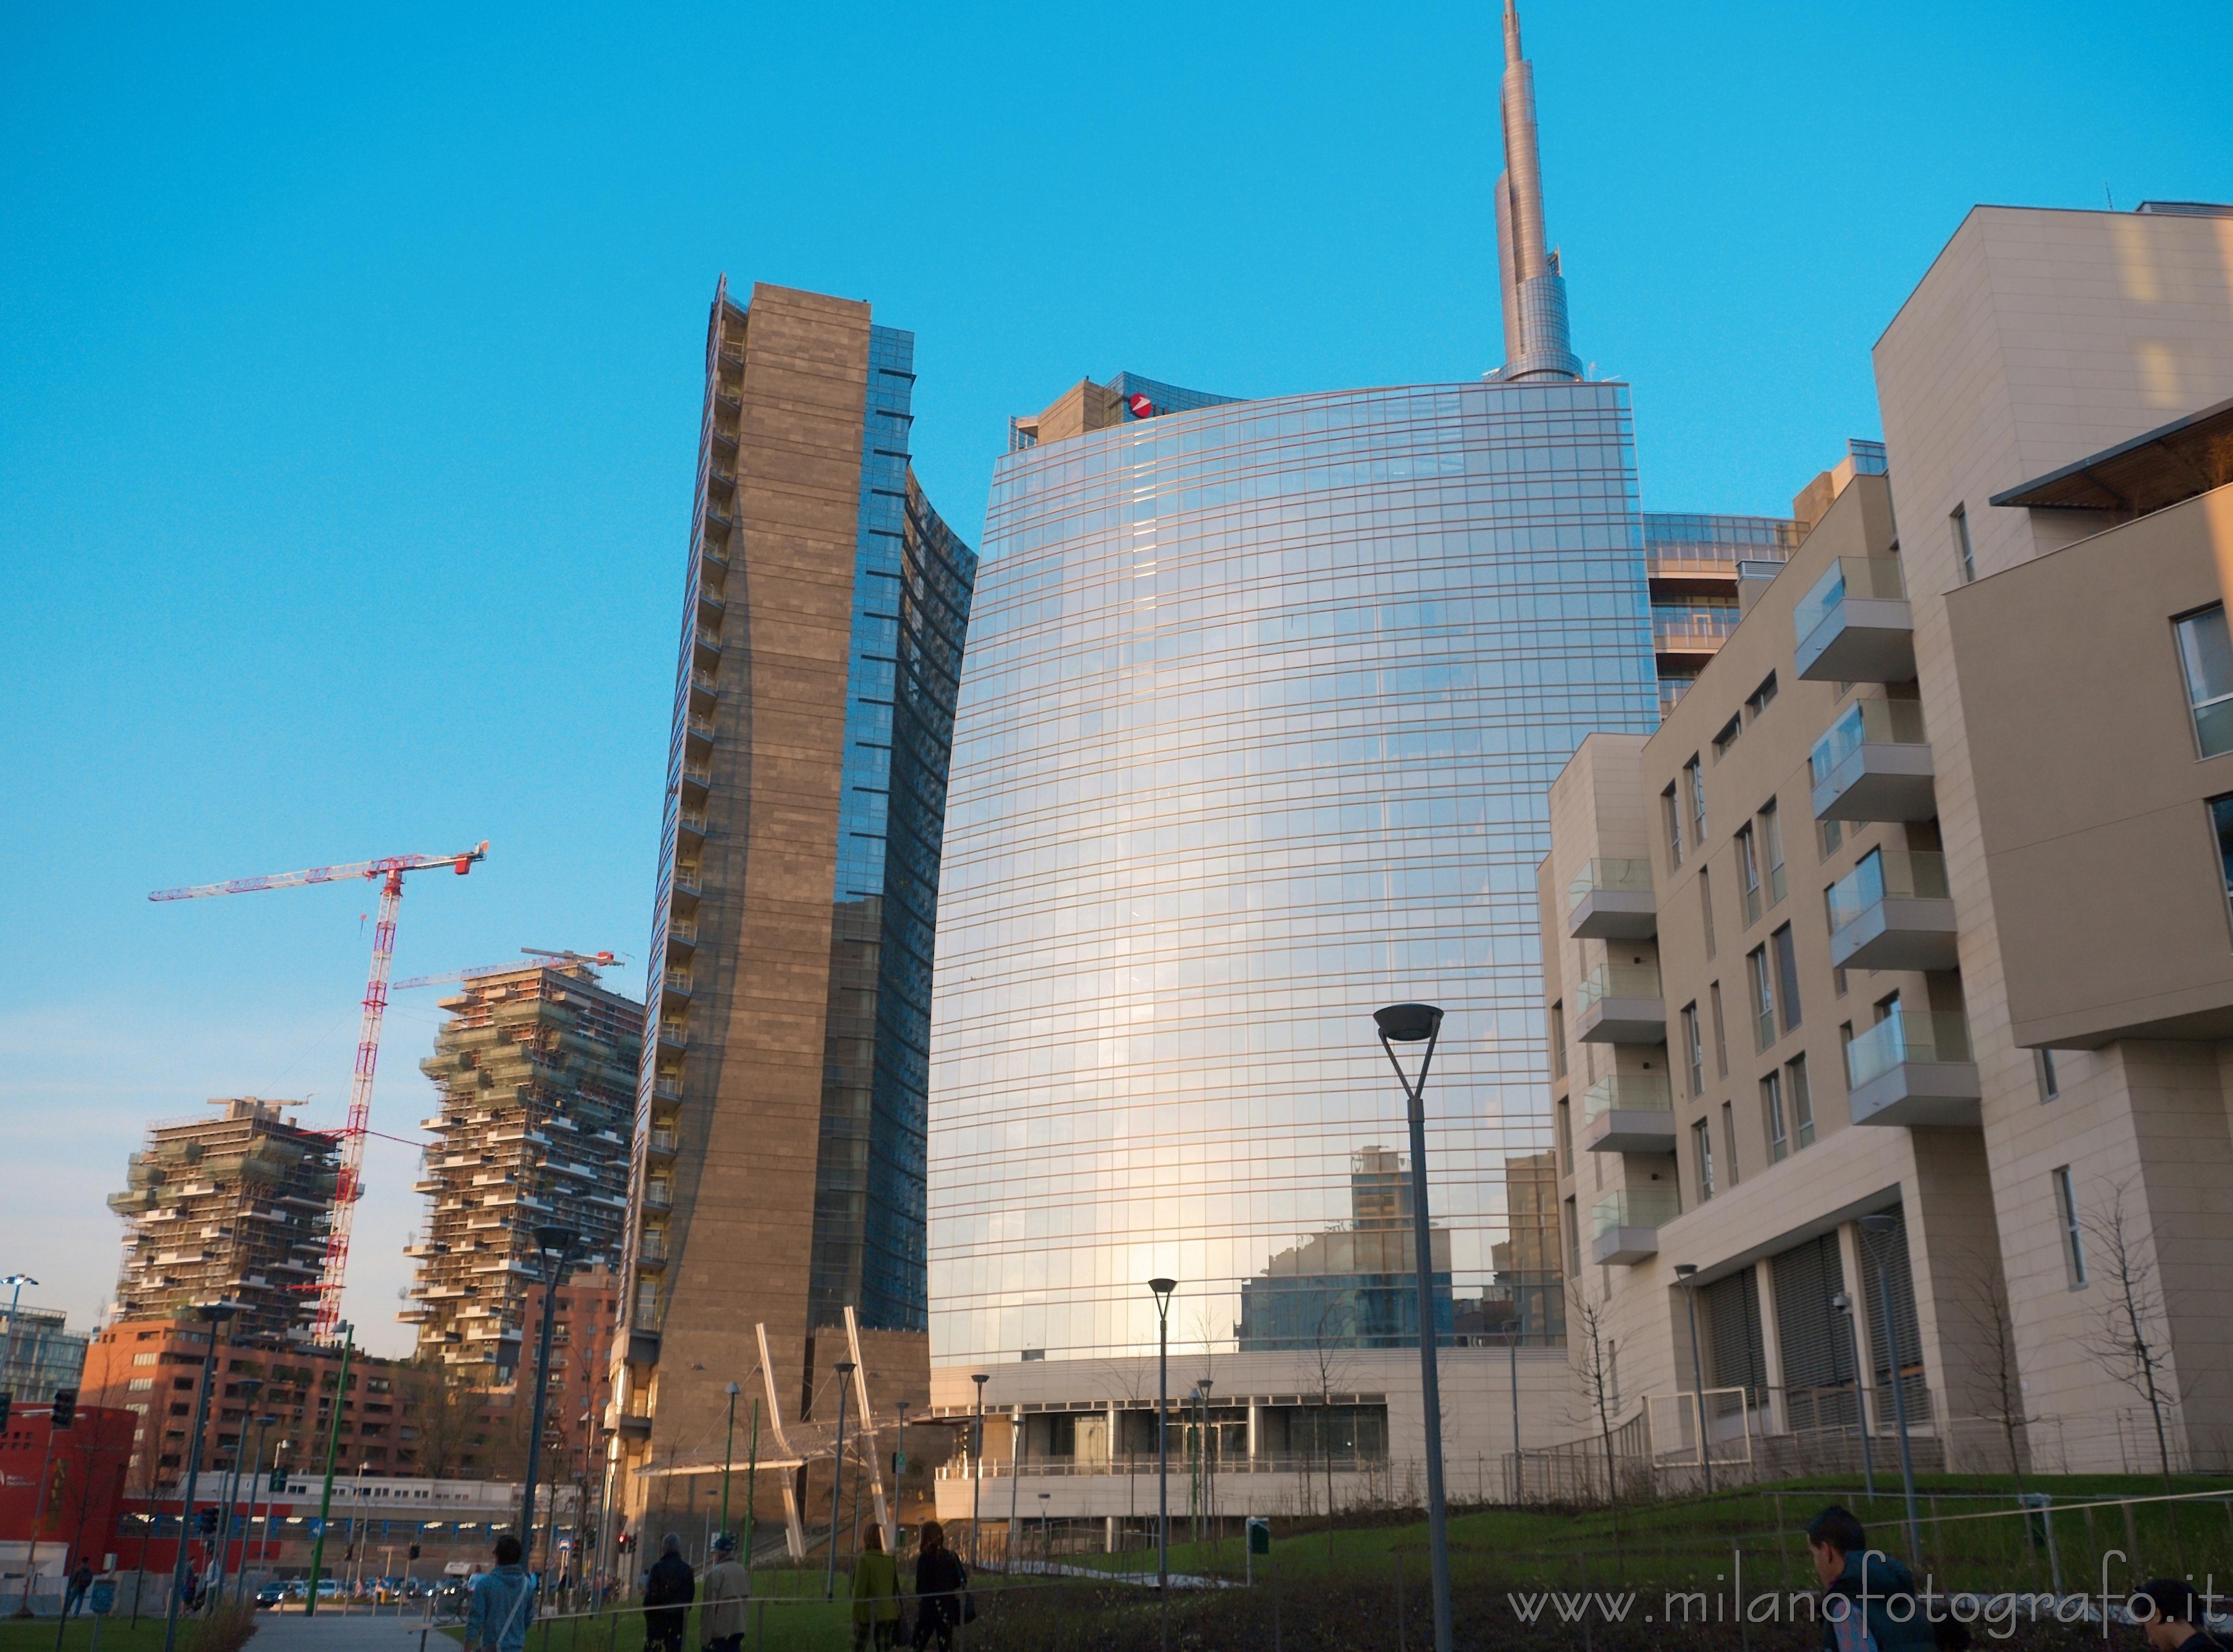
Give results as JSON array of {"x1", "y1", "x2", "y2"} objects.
[
  {"x1": 1810, "y1": 696, "x2": 1935, "y2": 821},
  {"x1": 680, "y1": 766, "x2": 712, "y2": 803},
  {"x1": 1845, "y1": 1012, "x2": 1982, "y2": 1127},
  {"x1": 692, "y1": 626, "x2": 722, "y2": 665},
  {"x1": 645, "y1": 1128, "x2": 679, "y2": 1160},
  {"x1": 1654, "y1": 612, "x2": 1739, "y2": 668},
  {"x1": 1827, "y1": 850, "x2": 1959, "y2": 971},
  {"x1": 1581, "y1": 1074, "x2": 1676, "y2": 1155},
  {"x1": 1566, "y1": 858, "x2": 1657, "y2": 940},
  {"x1": 642, "y1": 1183, "x2": 673, "y2": 1212},
  {"x1": 1574, "y1": 963, "x2": 1666, "y2": 1045},
  {"x1": 1794, "y1": 557, "x2": 1913, "y2": 682},
  {"x1": 1591, "y1": 1187, "x2": 1680, "y2": 1266}
]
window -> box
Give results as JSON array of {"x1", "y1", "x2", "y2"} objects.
[
  {"x1": 1763, "y1": 1071, "x2": 1788, "y2": 1161},
  {"x1": 1736, "y1": 824, "x2": 1762, "y2": 924},
  {"x1": 1788, "y1": 1053, "x2": 1815, "y2": 1148},
  {"x1": 1747, "y1": 946, "x2": 1776, "y2": 1049},
  {"x1": 1833, "y1": 964, "x2": 1848, "y2": 998},
  {"x1": 1709, "y1": 982, "x2": 1729, "y2": 1078},
  {"x1": 1819, "y1": 817, "x2": 1844, "y2": 858},
  {"x1": 1713, "y1": 713, "x2": 1742, "y2": 761},
  {"x1": 1760, "y1": 802, "x2": 1787, "y2": 905},
  {"x1": 2175, "y1": 605, "x2": 2233, "y2": 758},
  {"x1": 2215, "y1": 794, "x2": 2233, "y2": 932},
  {"x1": 1556, "y1": 1098, "x2": 1573, "y2": 1174},
  {"x1": 127, "y1": 1378, "x2": 154, "y2": 1393},
  {"x1": 1549, "y1": 1001, "x2": 1567, "y2": 1080},
  {"x1": 2036, "y1": 1048, "x2": 2060, "y2": 1102},
  {"x1": 1693, "y1": 1120, "x2": 1715, "y2": 1202},
  {"x1": 1564, "y1": 1197, "x2": 1582, "y2": 1276},
  {"x1": 1682, "y1": 1003, "x2": 1704, "y2": 1098},
  {"x1": 2052, "y1": 1167, "x2": 2087, "y2": 1288},
  {"x1": 1699, "y1": 867, "x2": 1716, "y2": 958},
  {"x1": 1685, "y1": 755, "x2": 1707, "y2": 845},
  {"x1": 1662, "y1": 784, "x2": 1684, "y2": 871},
  {"x1": 1952, "y1": 504, "x2": 1976, "y2": 583},
  {"x1": 1772, "y1": 925, "x2": 1803, "y2": 1034},
  {"x1": 1746, "y1": 672, "x2": 1778, "y2": 720},
  {"x1": 1721, "y1": 1100, "x2": 1741, "y2": 1189}
]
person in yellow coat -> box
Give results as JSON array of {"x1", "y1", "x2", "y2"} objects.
[{"x1": 849, "y1": 1525, "x2": 903, "y2": 1651}]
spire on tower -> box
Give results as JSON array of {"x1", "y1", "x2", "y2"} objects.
[{"x1": 1490, "y1": 0, "x2": 1582, "y2": 382}]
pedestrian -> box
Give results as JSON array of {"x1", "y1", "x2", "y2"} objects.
[
  {"x1": 463, "y1": 1537, "x2": 538, "y2": 1652},
  {"x1": 1806, "y1": 1505, "x2": 1935, "y2": 1652},
  {"x1": 700, "y1": 1533, "x2": 752, "y2": 1652},
  {"x1": 851, "y1": 1526, "x2": 901, "y2": 1651},
  {"x1": 642, "y1": 1533, "x2": 697, "y2": 1652},
  {"x1": 909, "y1": 1522, "x2": 968, "y2": 1652},
  {"x1": 65, "y1": 1561, "x2": 95, "y2": 1617},
  {"x1": 2133, "y1": 1580, "x2": 2232, "y2": 1651}
]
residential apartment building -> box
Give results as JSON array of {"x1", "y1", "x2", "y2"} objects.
[
  {"x1": 1538, "y1": 201, "x2": 2233, "y2": 1479},
  {"x1": 403, "y1": 962, "x2": 641, "y2": 1382},
  {"x1": 611, "y1": 280, "x2": 976, "y2": 1534},
  {"x1": 106, "y1": 1098, "x2": 339, "y2": 1341}
]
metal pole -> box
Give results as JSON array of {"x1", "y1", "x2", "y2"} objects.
[
  {"x1": 1831, "y1": 1294, "x2": 1876, "y2": 1499},
  {"x1": 1378, "y1": 1007, "x2": 1453, "y2": 1652},
  {"x1": 892, "y1": 1400, "x2": 908, "y2": 1552},
  {"x1": 1007, "y1": 1406, "x2": 1023, "y2": 1569},
  {"x1": 825, "y1": 1364, "x2": 853, "y2": 1601},
  {"x1": 1674, "y1": 1268, "x2": 1713, "y2": 1494},
  {"x1": 720, "y1": 1384, "x2": 738, "y2": 1543},
  {"x1": 1508, "y1": 1286, "x2": 1523, "y2": 1503},
  {"x1": 1866, "y1": 1236, "x2": 1922, "y2": 1559},
  {"x1": 164, "y1": 1307, "x2": 233, "y2": 1652},
  {"x1": 968, "y1": 1374, "x2": 988, "y2": 1571},
  {"x1": 243, "y1": 1417, "x2": 274, "y2": 1601},
  {"x1": 742, "y1": 1400, "x2": 760, "y2": 1563},
  {"x1": 304, "y1": 1324, "x2": 354, "y2": 1618},
  {"x1": 1149, "y1": 1284, "x2": 1174, "y2": 1595},
  {"x1": 519, "y1": 1236, "x2": 579, "y2": 1573}
]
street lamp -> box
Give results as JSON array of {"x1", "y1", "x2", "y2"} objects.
[
  {"x1": 721, "y1": 1383, "x2": 741, "y2": 1543},
  {"x1": 242, "y1": 1414, "x2": 278, "y2": 1598},
  {"x1": 1858, "y1": 1214, "x2": 1922, "y2": 1559},
  {"x1": 2, "y1": 1275, "x2": 37, "y2": 1384},
  {"x1": 1147, "y1": 1279, "x2": 1176, "y2": 1596},
  {"x1": 825, "y1": 1362, "x2": 856, "y2": 1602},
  {"x1": 892, "y1": 1400, "x2": 908, "y2": 1555},
  {"x1": 969, "y1": 1374, "x2": 989, "y2": 1571},
  {"x1": 1375, "y1": 1001, "x2": 1454, "y2": 1652},
  {"x1": 520, "y1": 1225, "x2": 585, "y2": 1576},
  {"x1": 1672, "y1": 1266, "x2": 1712, "y2": 1495},
  {"x1": 1828, "y1": 1292, "x2": 1876, "y2": 1498},
  {"x1": 164, "y1": 1301, "x2": 236, "y2": 1652}
]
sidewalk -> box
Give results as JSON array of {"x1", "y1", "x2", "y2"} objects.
[{"x1": 252, "y1": 1612, "x2": 445, "y2": 1652}]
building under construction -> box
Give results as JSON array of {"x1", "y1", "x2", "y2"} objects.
[
  {"x1": 402, "y1": 962, "x2": 642, "y2": 1383},
  {"x1": 108, "y1": 1098, "x2": 339, "y2": 1340}
]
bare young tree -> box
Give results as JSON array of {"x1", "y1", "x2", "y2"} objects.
[
  {"x1": 1304, "y1": 1299, "x2": 1358, "y2": 1552},
  {"x1": 2079, "y1": 1183, "x2": 2180, "y2": 1492},
  {"x1": 1949, "y1": 1264, "x2": 2032, "y2": 1501},
  {"x1": 1566, "y1": 1281, "x2": 1623, "y2": 1550}
]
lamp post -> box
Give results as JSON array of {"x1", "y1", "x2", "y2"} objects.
[
  {"x1": 1858, "y1": 1214, "x2": 1922, "y2": 1559},
  {"x1": 720, "y1": 1383, "x2": 740, "y2": 1544},
  {"x1": 304, "y1": 1320, "x2": 353, "y2": 1620},
  {"x1": 1672, "y1": 1265, "x2": 1712, "y2": 1495},
  {"x1": 743, "y1": 1393, "x2": 761, "y2": 1566},
  {"x1": 1147, "y1": 1279, "x2": 1176, "y2": 1596},
  {"x1": 1375, "y1": 1002, "x2": 1454, "y2": 1652},
  {"x1": 2, "y1": 1274, "x2": 36, "y2": 1391},
  {"x1": 1829, "y1": 1292, "x2": 1876, "y2": 1498},
  {"x1": 825, "y1": 1362, "x2": 856, "y2": 1601},
  {"x1": 242, "y1": 1414, "x2": 277, "y2": 1597},
  {"x1": 519, "y1": 1225, "x2": 583, "y2": 1576},
  {"x1": 210, "y1": 1377, "x2": 264, "y2": 1605},
  {"x1": 164, "y1": 1302, "x2": 235, "y2": 1652},
  {"x1": 892, "y1": 1400, "x2": 908, "y2": 1553},
  {"x1": 968, "y1": 1374, "x2": 989, "y2": 1571},
  {"x1": 1007, "y1": 1404, "x2": 1023, "y2": 1569}
]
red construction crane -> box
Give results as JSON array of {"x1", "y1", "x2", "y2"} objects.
[
  {"x1": 149, "y1": 841, "x2": 490, "y2": 1342},
  {"x1": 392, "y1": 948, "x2": 619, "y2": 992}
]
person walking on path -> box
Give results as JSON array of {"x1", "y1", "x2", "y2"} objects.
[
  {"x1": 909, "y1": 1523, "x2": 968, "y2": 1652},
  {"x1": 463, "y1": 1537, "x2": 539, "y2": 1652},
  {"x1": 850, "y1": 1526, "x2": 901, "y2": 1652},
  {"x1": 642, "y1": 1533, "x2": 697, "y2": 1652},
  {"x1": 65, "y1": 1562, "x2": 95, "y2": 1617},
  {"x1": 700, "y1": 1533, "x2": 752, "y2": 1652},
  {"x1": 1806, "y1": 1505, "x2": 1936, "y2": 1652}
]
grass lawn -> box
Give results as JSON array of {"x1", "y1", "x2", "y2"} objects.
[{"x1": 0, "y1": 1616, "x2": 178, "y2": 1652}]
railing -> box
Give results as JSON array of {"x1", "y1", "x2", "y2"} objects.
[
  {"x1": 1794, "y1": 554, "x2": 1907, "y2": 643},
  {"x1": 1652, "y1": 613, "x2": 1739, "y2": 651},
  {"x1": 664, "y1": 973, "x2": 693, "y2": 995},
  {"x1": 649, "y1": 1129, "x2": 678, "y2": 1154},
  {"x1": 1846, "y1": 1010, "x2": 1974, "y2": 1089},
  {"x1": 1810, "y1": 695, "x2": 1928, "y2": 785},
  {"x1": 681, "y1": 764, "x2": 712, "y2": 788},
  {"x1": 638, "y1": 1233, "x2": 667, "y2": 1262},
  {"x1": 1576, "y1": 963, "x2": 1663, "y2": 1012},
  {"x1": 678, "y1": 810, "x2": 707, "y2": 834},
  {"x1": 1591, "y1": 1186, "x2": 1680, "y2": 1238},
  {"x1": 687, "y1": 716, "x2": 715, "y2": 740},
  {"x1": 935, "y1": 1451, "x2": 1392, "y2": 1481},
  {"x1": 1565, "y1": 857, "x2": 1653, "y2": 914},
  {"x1": 1581, "y1": 1073, "x2": 1672, "y2": 1124},
  {"x1": 1826, "y1": 849, "x2": 1950, "y2": 934},
  {"x1": 642, "y1": 1185, "x2": 672, "y2": 1211}
]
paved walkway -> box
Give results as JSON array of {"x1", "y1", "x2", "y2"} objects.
[{"x1": 250, "y1": 1611, "x2": 445, "y2": 1652}]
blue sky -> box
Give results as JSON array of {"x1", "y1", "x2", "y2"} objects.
[{"x1": 4, "y1": 1, "x2": 2227, "y2": 1356}]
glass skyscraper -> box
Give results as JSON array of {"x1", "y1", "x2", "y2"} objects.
[{"x1": 927, "y1": 376, "x2": 1658, "y2": 1369}]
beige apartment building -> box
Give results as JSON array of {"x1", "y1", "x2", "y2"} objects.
[{"x1": 1538, "y1": 201, "x2": 2233, "y2": 1481}]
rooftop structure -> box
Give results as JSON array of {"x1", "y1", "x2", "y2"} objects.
[
  {"x1": 106, "y1": 1099, "x2": 338, "y2": 1341},
  {"x1": 0, "y1": 1305, "x2": 89, "y2": 1408}
]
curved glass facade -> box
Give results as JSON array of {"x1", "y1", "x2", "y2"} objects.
[{"x1": 928, "y1": 378, "x2": 1658, "y2": 1365}]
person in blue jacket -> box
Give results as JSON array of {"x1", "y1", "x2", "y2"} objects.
[
  {"x1": 463, "y1": 1537, "x2": 538, "y2": 1652},
  {"x1": 1807, "y1": 1506, "x2": 1938, "y2": 1652}
]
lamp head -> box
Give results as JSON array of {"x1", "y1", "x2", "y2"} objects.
[
  {"x1": 1858, "y1": 1213, "x2": 1897, "y2": 1236},
  {"x1": 197, "y1": 1302, "x2": 238, "y2": 1324},
  {"x1": 971, "y1": 1373, "x2": 989, "y2": 1389},
  {"x1": 1374, "y1": 1003, "x2": 1444, "y2": 1043},
  {"x1": 1672, "y1": 1264, "x2": 1698, "y2": 1281},
  {"x1": 835, "y1": 1361, "x2": 857, "y2": 1376},
  {"x1": 1830, "y1": 1292, "x2": 1851, "y2": 1311},
  {"x1": 726, "y1": 1381, "x2": 740, "y2": 1398},
  {"x1": 534, "y1": 1225, "x2": 582, "y2": 1256},
  {"x1": 1148, "y1": 1277, "x2": 1178, "y2": 1313}
]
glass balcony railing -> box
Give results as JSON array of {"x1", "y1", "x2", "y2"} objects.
[
  {"x1": 1811, "y1": 697, "x2": 1929, "y2": 786},
  {"x1": 1794, "y1": 556, "x2": 1908, "y2": 644},
  {"x1": 1591, "y1": 1186, "x2": 1681, "y2": 1238},
  {"x1": 1654, "y1": 613, "x2": 1740, "y2": 652},
  {"x1": 1577, "y1": 963, "x2": 1664, "y2": 1013},
  {"x1": 1826, "y1": 850, "x2": 1951, "y2": 935},
  {"x1": 1845, "y1": 1012, "x2": 1974, "y2": 1090},
  {"x1": 1581, "y1": 1074, "x2": 1673, "y2": 1125},
  {"x1": 1566, "y1": 858, "x2": 1655, "y2": 915}
]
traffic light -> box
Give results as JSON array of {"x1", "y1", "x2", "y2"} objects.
[
  {"x1": 196, "y1": 1507, "x2": 218, "y2": 1535},
  {"x1": 408, "y1": 1544, "x2": 421, "y2": 1560},
  {"x1": 269, "y1": 1466, "x2": 288, "y2": 1493},
  {"x1": 50, "y1": 1388, "x2": 76, "y2": 1429}
]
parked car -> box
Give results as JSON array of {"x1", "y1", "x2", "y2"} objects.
[{"x1": 255, "y1": 1583, "x2": 286, "y2": 1611}]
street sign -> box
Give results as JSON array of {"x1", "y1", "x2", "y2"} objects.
[
  {"x1": 306, "y1": 1518, "x2": 325, "y2": 1538},
  {"x1": 1247, "y1": 1518, "x2": 1270, "y2": 1555}
]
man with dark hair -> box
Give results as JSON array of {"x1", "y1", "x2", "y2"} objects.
[
  {"x1": 2134, "y1": 1580, "x2": 2231, "y2": 1650},
  {"x1": 642, "y1": 1533, "x2": 696, "y2": 1652},
  {"x1": 1806, "y1": 1505, "x2": 1934, "y2": 1652},
  {"x1": 465, "y1": 1535, "x2": 536, "y2": 1652}
]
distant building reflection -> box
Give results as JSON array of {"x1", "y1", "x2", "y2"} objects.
[{"x1": 1235, "y1": 1148, "x2": 1454, "y2": 1350}]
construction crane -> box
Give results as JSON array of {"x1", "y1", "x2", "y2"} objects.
[
  {"x1": 392, "y1": 948, "x2": 619, "y2": 992},
  {"x1": 149, "y1": 842, "x2": 490, "y2": 1342}
]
